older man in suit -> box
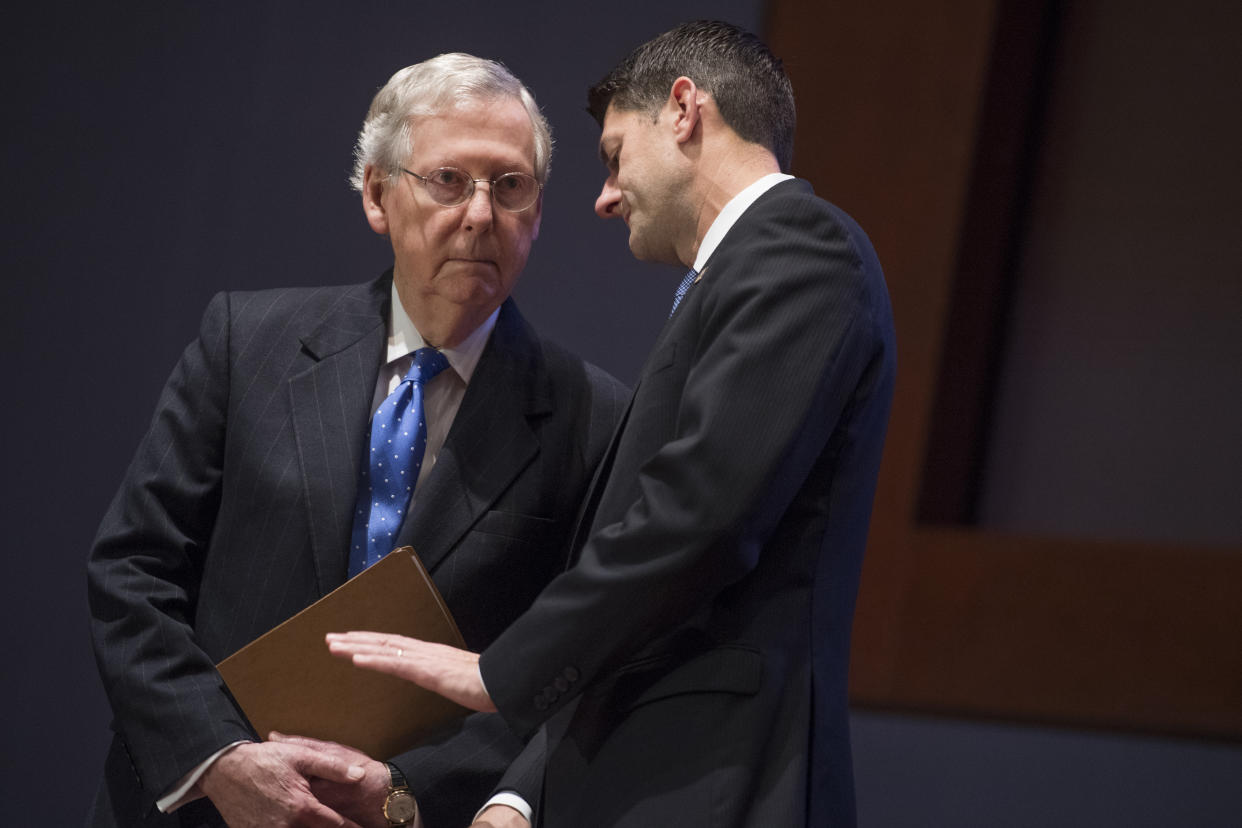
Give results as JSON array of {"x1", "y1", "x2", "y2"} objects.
[
  {"x1": 331, "y1": 21, "x2": 897, "y2": 828},
  {"x1": 87, "y1": 54, "x2": 627, "y2": 828}
]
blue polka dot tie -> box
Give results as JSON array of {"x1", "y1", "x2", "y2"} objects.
[
  {"x1": 347, "y1": 347, "x2": 450, "y2": 577},
  {"x1": 669, "y1": 267, "x2": 698, "y2": 316}
]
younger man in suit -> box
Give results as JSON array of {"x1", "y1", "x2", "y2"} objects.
[
  {"x1": 87, "y1": 54, "x2": 626, "y2": 827},
  {"x1": 331, "y1": 20, "x2": 897, "y2": 828}
]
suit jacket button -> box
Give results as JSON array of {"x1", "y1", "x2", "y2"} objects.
[
  {"x1": 553, "y1": 677, "x2": 569, "y2": 693},
  {"x1": 563, "y1": 666, "x2": 580, "y2": 682},
  {"x1": 534, "y1": 695, "x2": 548, "y2": 711}
]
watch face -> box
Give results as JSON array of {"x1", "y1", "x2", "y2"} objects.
[{"x1": 385, "y1": 790, "x2": 418, "y2": 823}]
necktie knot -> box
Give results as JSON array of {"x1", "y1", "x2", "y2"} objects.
[{"x1": 404, "y1": 347, "x2": 449, "y2": 385}]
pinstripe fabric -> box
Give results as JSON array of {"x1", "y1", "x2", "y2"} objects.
[
  {"x1": 87, "y1": 272, "x2": 629, "y2": 827},
  {"x1": 481, "y1": 180, "x2": 896, "y2": 828}
]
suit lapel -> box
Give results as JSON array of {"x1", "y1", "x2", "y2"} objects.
[
  {"x1": 398, "y1": 300, "x2": 549, "y2": 574},
  {"x1": 289, "y1": 277, "x2": 388, "y2": 596},
  {"x1": 399, "y1": 299, "x2": 551, "y2": 576}
]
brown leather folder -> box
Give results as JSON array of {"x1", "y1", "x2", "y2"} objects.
[{"x1": 216, "y1": 547, "x2": 468, "y2": 759}]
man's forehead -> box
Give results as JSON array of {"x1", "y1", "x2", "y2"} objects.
[
  {"x1": 415, "y1": 96, "x2": 529, "y2": 132},
  {"x1": 410, "y1": 98, "x2": 536, "y2": 166}
]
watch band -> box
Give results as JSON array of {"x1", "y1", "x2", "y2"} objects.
[
  {"x1": 386, "y1": 761, "x2": 408, "y2": 789},
  {"x1": 383, "y1": 762, "x2": 417, "y2": 826}
]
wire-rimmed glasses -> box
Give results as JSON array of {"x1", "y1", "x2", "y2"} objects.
[{"x1": 401, "y1": 167, "x2": 542, "y2": 212}]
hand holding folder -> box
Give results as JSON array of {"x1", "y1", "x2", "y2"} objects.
[{"x1": 217, "y1": 547, "x2": 469, "y2": 760}]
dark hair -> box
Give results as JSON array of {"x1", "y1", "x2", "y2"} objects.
[{"x1": 587, "y1": 20, "x2": 796, "y2": 172}]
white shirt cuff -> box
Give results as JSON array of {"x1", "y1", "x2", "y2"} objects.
[
  {"x1": 472, "y1": 667, "x2": 532, "y2": 822},
  {"x1": 475, "y1": 792, "x2": 533, "y2": 824},
  {"x1": 156, "y1": 741, "x2": 248, "y2": 813}
]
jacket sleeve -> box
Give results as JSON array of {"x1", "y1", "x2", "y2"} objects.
[
  {"x1": 388, "y1": 714, "x2": 542, "y2": 828},
  {"x1": 87, "y1": 292, "x2": 253, "y2": 803},
  {"x1": 480, "y1": 193, "x2": 892, "y2": 739}
]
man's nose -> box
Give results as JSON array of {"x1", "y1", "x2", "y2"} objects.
[
  {"x1": 595, "y1": 179, "x2": 622, "y2": 219},
  {"x1": 463, "y1": 182, "x2": 494, "y2": 229}
]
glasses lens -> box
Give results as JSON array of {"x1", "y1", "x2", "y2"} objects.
[
  {"x1": 492, "y1": 172, "x2": 540, "y2": 211},
  {"x1": 423, "y1": 168, "x2": 472, "y2": 206}
]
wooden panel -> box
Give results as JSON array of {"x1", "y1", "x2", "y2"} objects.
[
  {"x1": 896, "y1": 529, "x2": 1242, "y2": 736},
  {"x1": 766, "y1": 0, "x2": 1001, "y2": 696},
  {"x1": 765, "y1": 0, "x2": 1242, "y2": 737},
  {"x1": 917, "y1": 0, "x2": 1060, "y2": 525}
]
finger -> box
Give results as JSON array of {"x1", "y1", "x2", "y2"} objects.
[
  {"x1": 345, "y1": 647, "x2": 472, "y2": 681},
  {"x1": 329, "y1": 636, "x2": 474, "y2": 663},
  {"x1": 325, "y1": 634, "x2": 421, "y2": 664},
  {"x1": 325, "y1": 635, "x2": 428, "y2": 659},
  {"x1": 326, "y1": 633, "x2": 481, "y2": 665},
  {"x1": 326, "y1": 630, "x2": 418, "y2": 647},
  {"x1": 290, "y1": 748, "x2": 367, "y2": 784},
  {"x1": 271, "y1": 732, "x2": 370, "y2": 767},
  {"x1": 347, "y1": 652, "x2": 496, "y2": 712},
  {"x1": 327, "y1": 641, "x2": 405, "y2": 658},
  {"x1": 268, "y1": 731, "x2": 328, "y2": 749}
]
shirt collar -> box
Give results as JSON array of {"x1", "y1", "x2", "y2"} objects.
[
  {"x1": 388, "y1": 281, "x2": 498, "y2": 384},
  {"x1": 692, "y1": 172, "x2": 793, "y2": 273}
]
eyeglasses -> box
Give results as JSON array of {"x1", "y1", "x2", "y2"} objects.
[{"x1": 400, "y1": 167, "x2": 542, "y2": 212}]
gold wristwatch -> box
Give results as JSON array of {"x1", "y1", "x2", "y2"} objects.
[{"x1": 383, "y1": 762, "x2": 418, "y2": 826}]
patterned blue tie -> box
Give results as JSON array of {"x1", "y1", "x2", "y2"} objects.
[
  {"x1": 669, "y1": 267, "x2": 698, "y2": 316},
  {"x1": 347, "y1": 347, "x2": 450, "y2": 577}
]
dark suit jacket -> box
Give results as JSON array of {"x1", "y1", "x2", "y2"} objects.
[
  {"x1": 87, "y1": 273, "x2": 628, "y2": 827},
  {"x1": 481, "y1": 180, "x2": 896, "y2": 827}
]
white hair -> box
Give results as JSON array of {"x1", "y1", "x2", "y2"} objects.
[{"x1": 349, "y1": 53, "x2": 553, "y2": 191}]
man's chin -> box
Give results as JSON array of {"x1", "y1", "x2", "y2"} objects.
[
  {"x1": 627, "y1": 233, "x2": 677, "y2": 267},
  {"x1": 627, "y1": 232, "x2": 654, "y2": 262}
]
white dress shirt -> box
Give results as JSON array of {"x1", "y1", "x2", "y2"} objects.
[
  {"x1": 377, "y1": 282, "x2": 497, "y2": 499},
  {"x1": 692, "y1": 172, "x2": 793, "y2": 274}
]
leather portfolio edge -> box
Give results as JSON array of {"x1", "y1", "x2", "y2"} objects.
[{"x1": 216, "y1": 546, "x2": 468, "y2": 759}]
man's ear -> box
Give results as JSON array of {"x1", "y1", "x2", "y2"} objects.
[
  {"x1": 361, "y1": 165, "x2": 390, "y2": 235},
  {"x1": 668, "y1": 76, "x2": 704, "y2": 145}
]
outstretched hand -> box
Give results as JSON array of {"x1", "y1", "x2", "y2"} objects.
[{"x1": 326, "y1": 631, "x2": 496, "y2": 713}]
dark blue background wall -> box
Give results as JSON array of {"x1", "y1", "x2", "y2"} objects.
[
  {"x1": 4, "y1": 2, "x2": 1240, "y2": 825},
  {"x1": 3, "y1": 2, "x2": 760, "y2": 822}
]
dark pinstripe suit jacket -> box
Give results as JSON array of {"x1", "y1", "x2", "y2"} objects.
[
  {"x1": 87, "y1": 272, "x2": 628, "y2": 827},
  {"x1": 481, "y1": 180, "x2": 896, "y2": 827}
]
